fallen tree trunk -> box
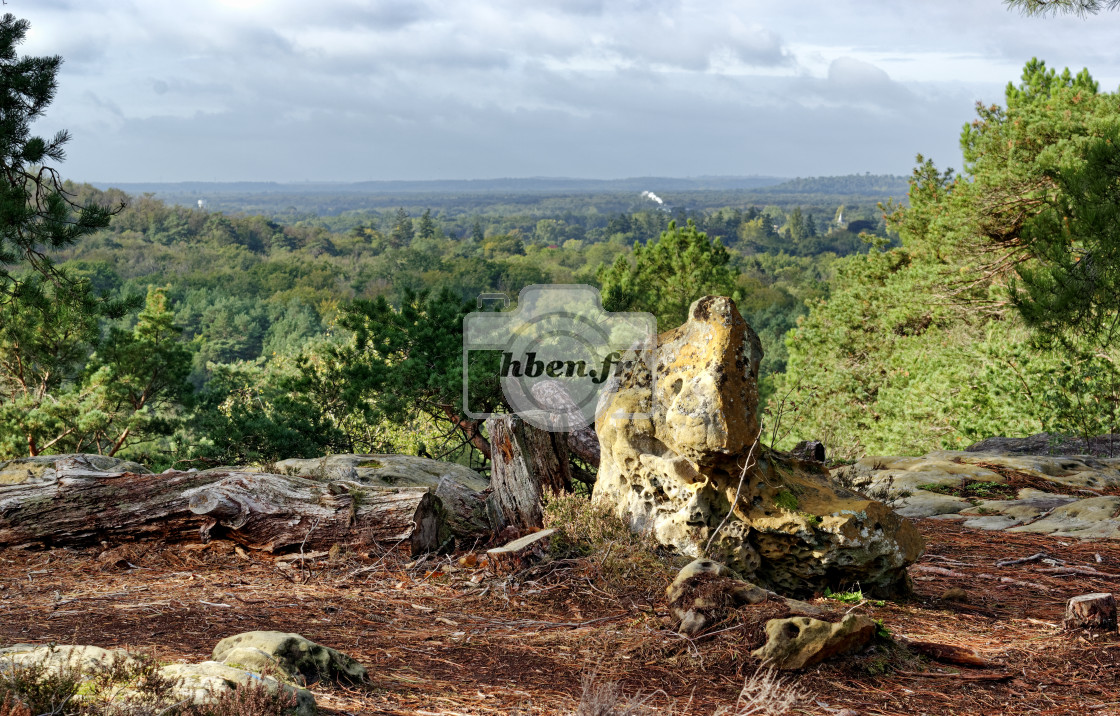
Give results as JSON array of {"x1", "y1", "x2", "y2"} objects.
[
  {"x1": 186, "y1": 474, "x2": 451, "y2": 555},
  {"x1": 0, "y1": 459, "x2": 451, "y2": 555}
]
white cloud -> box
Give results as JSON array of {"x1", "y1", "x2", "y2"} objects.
[{"x1": 14, "y1": 0, "x2": 1120, "y2": 181}]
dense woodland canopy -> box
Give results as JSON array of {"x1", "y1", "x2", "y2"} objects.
[{"x1": 1, "y1": 5, "x2": 1117, "y2": 469}]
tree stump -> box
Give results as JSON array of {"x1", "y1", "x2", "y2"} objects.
[
  {"x1": 487, "y1": 414, "x2": 573, "y2": 530},
  {"x1": 486, "y1": 529, "x2": 555, "y2": 574},
  {"x1": 1064, "y1": 593, "x2": 1117, "y2": 631}
]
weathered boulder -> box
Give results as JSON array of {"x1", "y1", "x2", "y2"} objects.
[
  {"x1": 837, "y1": 451, "x2": 1120, "y2": 538},
  {"x1": 212, "y1": 631, "x2": 368, "y2": 685},
  {"x1": 666, "y1": 559, "x2": 827, "y2": 636},
  {"x1": 0, "y1": 644, "x2": 133, "y2": 673},
  {"x1": 666, "y1": 559, "x2": 768, "y2": 636},
  {"x1": 160, "y1": 661, "x2": 315, "y2": 715},
  {"x1": 751, "y1": 614, "x2": 877, "y2": 670},
  {"x1": 967, "y1": 432, "x2": 1120, "y2": 458},
  {"x1": 593, "y1": 296, "x2": 923, "y2": 597}
]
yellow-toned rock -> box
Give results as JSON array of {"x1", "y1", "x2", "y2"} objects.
[{"x1": 593, "y1": 296, "x2": 924, "y2": 597}]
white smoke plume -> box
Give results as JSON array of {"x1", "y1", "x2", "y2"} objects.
[{"x1": 640, "y1": 190, "x2": 664, "y2": 205}]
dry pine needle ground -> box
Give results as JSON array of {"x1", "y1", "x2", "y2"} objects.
[{"x1": 1, "y1": 507, "x2": 1118, "y2": 715}]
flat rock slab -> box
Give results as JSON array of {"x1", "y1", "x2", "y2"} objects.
[{"x1": 836, "y1": 451, "x2": 1120, "y2": 539}]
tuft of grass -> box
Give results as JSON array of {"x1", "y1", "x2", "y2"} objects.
[
  {"x1": 571, "y1": 666, "x2": 811, "y2": 715},
  {"x1": 541, "y1": 492, "x2": 676, "y2": 595}
]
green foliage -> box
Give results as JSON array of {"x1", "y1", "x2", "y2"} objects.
[
  {"x1": 177, "y1": 358, "x2": 339, "y2": 468},
  {"x1": 599, "y1": 219, "x2": 737, "y2": 329},
  {"x1": 917, "y1": 481, "x2": 1016, "y2": 499},
  {"x1": 0, "y1": 14, "x2": 121, "y2": 310},
  {"x1": 287, "y1": 288, "x2": 502, "y2": 460},
  {"x1": 822, "y1": 586, "x2": 886, "y2": 608},
  {"x1": 958, "y1": 59, "x2": 1120, "y2": 351},
  {"x1": 779, "y1": 59, "x2": 1120, "y2": 457}
]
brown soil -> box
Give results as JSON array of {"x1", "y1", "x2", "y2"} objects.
[{"x1": 2, "y1": 520, "x2": 1119, "y2": 715}]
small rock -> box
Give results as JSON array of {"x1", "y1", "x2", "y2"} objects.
[
  {"x1": 212, "y1": 631, "x2": 367, "y2": 685},
  {"x1": 940, "y1": 588, "x2": 969, "y2": 603},
  {"x1": 751, "y1": 614, "x2": 877, "y2": 670},
  {"x1": 790, "y1": 440, "x2": 826, "y2": 463},
  {"x1": 666, "y1": 559, "x2": 819, "y2": 637}
]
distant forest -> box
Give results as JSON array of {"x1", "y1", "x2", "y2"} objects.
[{"x1": 2, "y1": 177, "x2": 895, "y2": 467}]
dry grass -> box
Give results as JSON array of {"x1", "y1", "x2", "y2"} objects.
[{"x1": 570, "y1": 667, "x2": 810, "y2": 716}]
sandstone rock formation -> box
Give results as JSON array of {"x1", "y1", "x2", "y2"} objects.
[
  {"x1": 837, "y1": 451, "x2": 1120, "y2": 538},
  {"x1": 751, "y1": 614, "x2": 876, "y2": 670},
  {"x1": 593, "y1": 296, "x2": 923, "y2": 597},
  {"x1": 665, "y1": 558, "x2": 824, "y2": 636},
  {"x1": 212, "y1": 631, "x2": 368, "y2": 685},
  {"x1": 0, "y1": 632, "x2": 367, "y2": 716}
]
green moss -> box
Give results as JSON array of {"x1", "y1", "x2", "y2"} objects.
[
  {"x1": 774, "y1": 490, "x2": 799, "y2": 511},
  {"x1": 798, "y1": 511, "x2": 822, "y2": 526},
  {"x1": 918, "y1": 480, "x2": 1015, "y2": 499},
  {"x1": 356, "y1": 460, "x2": 383, "y2": 469}
]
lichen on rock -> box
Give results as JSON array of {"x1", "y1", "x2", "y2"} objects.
[{"x1": 592, "y1": 296, "x2": 924, "y2": 597}]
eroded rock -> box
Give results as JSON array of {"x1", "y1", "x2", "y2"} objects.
[
  {"x1": 593, "y1": 296, "x2": 923, "y2": 597},
  {"x1": 838, "y1": 451, "x2": 1120, "y2": 538},
  {"x1": 666, "y1": 559, "x2": 823, "y2": 636},
  {"x1": 212, "y1": 631, "x2": 368, "y2": 685},
  {"x1": 0, "y1": 644, "x2": 132, "y2": 673},
  {"x1": 751, "y1": 614, "x2": 876, "y2": 670},
  {"x1": 160, "y1": 661, "x2": 315, "y2": 715}
]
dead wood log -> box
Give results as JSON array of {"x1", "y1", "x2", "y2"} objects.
[
  {"x1": 1064, "y1": 593, "x2": 1118, "y2": 631},
  {"x1": 896, "y1": 637, "x2": 994, "y2": 668},
  {"x1": 487, "y1": 414, "x2": 573, "y2": 530},
  {"x1": 486, "y1": 529, "x2": 555, "y2": 574},
  {"x1": 0, "y1": 461, "x2": 450, "y2": 555}
]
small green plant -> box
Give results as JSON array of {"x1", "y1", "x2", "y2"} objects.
[
  {"x1": 822, "y1": 587, "x2": 885, "y2": 607},
  {"x1": 873, "y1": 619, "x2": 892, "y2": 641}
]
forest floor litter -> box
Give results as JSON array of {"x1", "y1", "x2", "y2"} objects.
[{"x1": 1, "y1": 519, "x2": 1117, "y2": 715}]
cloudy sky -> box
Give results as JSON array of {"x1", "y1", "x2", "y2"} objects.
[{"x1": 19, "y1": 0, "x2": 1120, "y2": 182}]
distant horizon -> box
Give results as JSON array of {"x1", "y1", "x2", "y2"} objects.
[{"x1": 89, "y1": 172, "x2": 904, "y2": 190}]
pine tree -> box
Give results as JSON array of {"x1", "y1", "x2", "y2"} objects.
[
  {"x1": 0, "y1": 13, "x2": 121, "y2": 310},
  {"x1": 389, "y1": 207, "x2": 414, "y2": 247},
  {"x1": 417, "y1": 208, "x2": 436, "y2": 240}
]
